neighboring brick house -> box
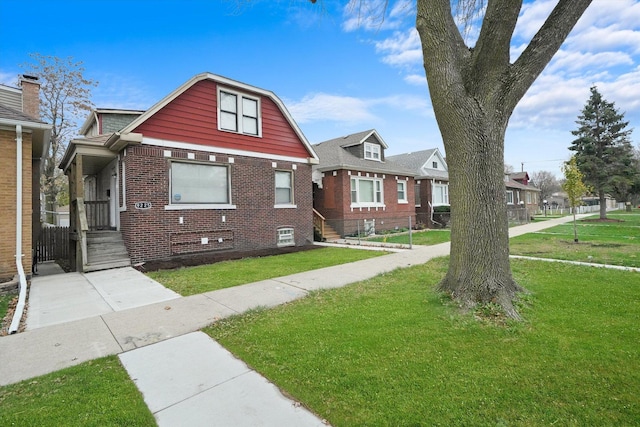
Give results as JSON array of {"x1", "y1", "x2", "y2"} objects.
[
  {"x1": 386, "y1": 148, "x2": 449, "y2": 228},
  {"x1": 60, "y1": 73, "x2": 318, "y2": 270},
  {"x1": 505, "y1": 172, "x2": 540, "y2": 218},
  {"x1": 312, "y1": 129, "x2": 416, "y2": 239},
  {"x1": 0, "y1": 76, "x2": 51, "y2": 281}
]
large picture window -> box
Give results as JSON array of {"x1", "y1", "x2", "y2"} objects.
[
  {"x1": 171, "y1": 162, "x2": 229, "y2": 204},
  {"x1": 218, "y1": 88, "x2": 261, "y2": 136},
  {"x1": 432, "y1": 183, "x2": 449, "y2": 206},
  {"x1": 351, "y1": 177, "x2": 383, "y2": 207},
  {"x1": 275, "y1": 170, "x2": 294, "y2": 205}
]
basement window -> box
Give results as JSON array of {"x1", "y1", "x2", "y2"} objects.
[{"x1": 277, "y1": 227, "x2": 295, "y2": 247}]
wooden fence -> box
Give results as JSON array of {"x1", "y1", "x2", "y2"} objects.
[{"x1": 35, "y1": 226, "x2": 69, "y2": 262}]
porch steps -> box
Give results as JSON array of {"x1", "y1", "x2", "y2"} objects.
[
  {"x1": 84, "y1": 231, "x2": 131, "y2": 272},
  {"x1": 321, "y1": 223, "x2": 341, "y2": 242}
]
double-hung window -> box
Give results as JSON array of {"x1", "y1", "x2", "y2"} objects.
[
  {"x1": 397, "y1": 181, "x2": 407, "y2": 203},
  {"x1": 170, "y1": 162, "x2": 230, "y2": 206},
  {"x1": 364, "y1": 142, "x2": 381, "y2": 161},
  {"x1": 414, "y1": 183, "x2": 422, "y2": 207},
  {"x1": 218, "y1": 88, "x2": 260, "y2": 136},
  {"x1": 275, "y1": 170, "x2": 294, "y2": 206},
  {"x1": 506, "y1": 190, "x2": 514, "y2": 205},
  {"x1": 351, "y1": 177, "x2": 383, "y2": 207},
  {"x1": 432, "y1": 183, "x2": 449, "y2": 206}
]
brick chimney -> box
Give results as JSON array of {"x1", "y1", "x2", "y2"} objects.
[{"x1": 19, "y1": 75, "x2": 41, "y2": 120}]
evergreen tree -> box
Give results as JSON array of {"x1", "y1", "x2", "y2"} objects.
[{"x1": 569, "y1": 86, "x2": 635, "y2": 219}]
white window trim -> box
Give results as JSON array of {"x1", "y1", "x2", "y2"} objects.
[
  {"x1": 432, "y1": 183, "x2": 449, "y2": 206},
  {"x1": 351, "y1": 177, "x2": 385, "y2": 208},
  {"x1": 217, "y1": 86, "x2": 262, "y2": 137},
  {"x1": 168, "y1": 161, "x2": 232, "y2": 207},
  {"x1": 275, "y1": 170, "x2": 296, "y2": 208},
  {"x1": 397, "y1": 180, "x2": 408, "y2": 204},
  {"x1": 364, "y1": 142, "x2": 381, "y2": 161},
  {"x1": 165, "y1": 204, "x2": 237, "y2": 210},
  {"x1": 506, "y1": 190, "x2": 514, "y2": 205}
]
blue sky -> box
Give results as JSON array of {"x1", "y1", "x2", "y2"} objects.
[{"x1": 1, "y1": 0, "x2": 638, "y2": 178}]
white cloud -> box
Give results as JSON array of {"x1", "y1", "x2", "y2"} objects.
[
  {"x1": 286, "y1": 93, "x2": 378, "y2": 124},
  {"x1": 342, "y1": 0, "x2": 410, "y2": 32},
  {"x1": 0, "y1": 69, "x2": 19, "y2": 86},
  {"x1": 286, "y1": 91, "x2": 431, "y2": 125},
  {"x1": 374, "y1": 28, "x2": 422, "y2": 67},
  {"x1": 546, "y1": 50, "x2": 634, "y2": 75},
  {"x1": 404, "y1": 73, "x2": 427, "y2": 86}
]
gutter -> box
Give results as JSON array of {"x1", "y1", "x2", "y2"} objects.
[{"x1": 9, "y1": 125, "x2": 27, "y2": 334}]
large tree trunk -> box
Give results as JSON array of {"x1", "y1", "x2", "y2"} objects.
[
  {"x1": 415, "y1": 0, "x2": 592, "y2": 318},
  {"x1": 599, "y1": 190, "x2": 607, "y2": 219},
  {"x1": 439, "y1": 116, "x2": 525, "y2": 319}
]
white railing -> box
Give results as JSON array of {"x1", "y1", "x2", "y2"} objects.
[{"x1": 537, "y1": 202, "x2": 626, "y2": 216}]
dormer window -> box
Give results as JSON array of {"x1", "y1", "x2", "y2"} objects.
[
  {"x1": 364, "y1": 142, "x2": 381, "y2": 161},
  {"x1": 218, "y1": 87, "x2": 261, "y2": 136}
]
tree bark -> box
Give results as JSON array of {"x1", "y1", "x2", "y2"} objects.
[{"x1": 599, "y1": 189, "x2": 607, "y2": 219}]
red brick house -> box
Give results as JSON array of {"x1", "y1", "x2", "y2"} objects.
[
  {"x1": 386, "y1": 148, "x2": 449, "y2": 228},
  {"x1": 505, "y1": 172, "x2": 540, "y2": 219},
  {"x1": 312, "y1": 129, "x2": 416, "y2": 239},
  {"x1": 61, "y1": 73, "x2": 318, "y2": 271}
]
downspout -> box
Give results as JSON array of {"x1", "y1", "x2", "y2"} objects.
[{"x1": 9, "y1": 125, "x2": 27, "y2": 334}]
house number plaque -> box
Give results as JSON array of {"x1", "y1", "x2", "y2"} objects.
[{"x1": 134, "y1": 202, "x2": 152, "y2": 210}]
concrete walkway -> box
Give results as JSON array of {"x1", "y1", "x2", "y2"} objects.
[{"x1": 0, "y1": 214, "x2": 593, "y2": 425}]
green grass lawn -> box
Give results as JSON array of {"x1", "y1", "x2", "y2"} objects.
[
  {"x1": 510, "y1": 211, "x2": 640, "y2": 267},
  {"x1": 367, "y1": 229, "x2": 451, "y2": 245},
  {"x1": 205, "y1": 257, "x2": 640, "y2": 426},
  {"x1": 0, "y1": 293, "x2": 13, "y2": 322},
  {"x1": 0, "y1": 356, "x2": 155, "y2": 426},
  {"x1": 147, "y1": 247, "x2": 387, "y2": 296}
]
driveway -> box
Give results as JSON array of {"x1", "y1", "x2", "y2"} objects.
[{"x1": 26, "y1": 264, "x2": 180, "y2": 330}]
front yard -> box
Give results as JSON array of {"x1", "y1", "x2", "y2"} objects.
[{"x1": 2, "y1": 212, "x2": 639, "y2": 426}]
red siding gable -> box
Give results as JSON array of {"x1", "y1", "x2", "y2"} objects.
[{"x1": 133, "y1": 79, "x2": 311, "y2": 159}]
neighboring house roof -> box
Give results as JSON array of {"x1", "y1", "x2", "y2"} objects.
[
  {"x1": 386, "y1": 148, "x2": 449, "y2": 181},
  {"x1": 509, "y1": 171, "x2": 529, "y2": 182},
  {"x1": 312, "y1": 129, "x2": 415, "y2": 176},
  {"x1": 505, "y1": 177, "x2": 540, "y2": 192},
  {"x1": 0, "y1": 104, "x2": 51, "y2": 159},
  {"x1": 79, "y1": 108, "x2": 145, "y2": 136}
]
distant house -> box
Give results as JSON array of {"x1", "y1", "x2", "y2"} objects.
[
  {"x1": 311, "y1": 129, "x2": 416, "y2": 239},
  {"x1": 386, "y1": 148, "x2": 449, "y2": 228},
  {"x1": 505, "y1": 172, "x2": 540, "y2": 218},
  {"x1": 60, "y1": 72, "x2": 318, "y2": 272},
  {"x1": 0, "y1": 76, "x2": 51, "y2": 281}
]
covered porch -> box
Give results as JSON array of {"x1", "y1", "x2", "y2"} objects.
[{"x1": 60, "y1": 134, "x2": 140, "y2": 272}]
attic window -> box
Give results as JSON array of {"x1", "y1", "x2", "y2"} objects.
[
  {"x1": 218, "y1": 88, "x2": 261, "y2": 137},
  {"x1": 364, "y1": 142, "x2": 381, "y2": 161},
  {"x1": 432, "y1": 161, "x2": 438, "y2": 169}
]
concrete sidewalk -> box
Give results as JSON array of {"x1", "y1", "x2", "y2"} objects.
[
  {"x1": 27, "y1": 265, "x2": 180, "y2": 329},
  {"x1": 0, "y1": 214, "x2": 590, "y2": 425}
]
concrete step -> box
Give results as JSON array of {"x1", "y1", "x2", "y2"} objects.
[{"x1": 84, "y1": 258, "x2": 131, "y2": 272}]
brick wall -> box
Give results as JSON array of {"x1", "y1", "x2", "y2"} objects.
[
  {"x1": 0, "y1": 130, "x2": 33, "y2": 280},
  {"x1": 19, "y1": 77, "x2": 40, "y2": 120},
  {"x1": 120, "y1": 143, "x2": 314, "y2": 264}
]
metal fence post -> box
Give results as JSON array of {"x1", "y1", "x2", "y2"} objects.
[{"x1": 409, "y1": 216, "x2": 412, "y2": 249}]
